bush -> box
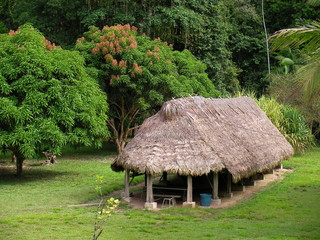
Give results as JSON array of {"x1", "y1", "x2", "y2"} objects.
[
  {"x1": 256, "y1": 96, "x2": 314, "y2": 154},
  {"x1": 281, "y1": 105, "x2": 315, "y2": 154}
]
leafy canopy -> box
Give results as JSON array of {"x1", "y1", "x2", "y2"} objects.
[
  {"x1": 0, "y1": 24, "x2": 109, "y2": 162},
  {"x1": 76, "y1": 24, "x2": 219, "y2": 105}
]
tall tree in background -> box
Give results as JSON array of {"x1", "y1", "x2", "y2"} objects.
[
  {"x1": 226, "y1": 0, "x2": 268, "y2": 93},
  {"x1": 0, "y1": 24, "x2": 109, "y2": 176},
  {"x1": 269, "y1": 0, "x2": 320, "y2": 136},
  {"x1": 0, "y1": 0, "x2": 15, "y2": 32},
  {"x1": 265, "y1": 0, "x2": 319, "y2": 33}
]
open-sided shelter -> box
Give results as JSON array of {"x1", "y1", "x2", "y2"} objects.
[{"x1": 114, "y1": 96, "x2": 294, "y2": 208}]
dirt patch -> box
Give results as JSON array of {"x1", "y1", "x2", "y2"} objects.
[{"x1": 78, "y1": 169, "x2": 292, "y2": 209}]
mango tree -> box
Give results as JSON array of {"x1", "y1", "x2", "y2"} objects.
[{"x1": 0, "y1": 24, "x2": 109, "y2": 176}]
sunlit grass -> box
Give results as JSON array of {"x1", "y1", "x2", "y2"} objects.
[{"x1": 0, "y1": 147, "x2": 319, "y2": 239}]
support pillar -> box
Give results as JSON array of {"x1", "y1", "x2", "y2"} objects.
[
  {"x1": 212, "y1": 172, "x2": 221, "y2": 205},
  {"x1": 145, "y1": 173, "x2": 157, "y2": 209},
  {"x1": 183, "y1": 175, "x2": 195, "y2": 208},
  {"x1": 121, "y1": 169, "x2": 131, "y2": 201},
  {"x1": 224, "y1": 172, "x2": 233, "y2": 198}
]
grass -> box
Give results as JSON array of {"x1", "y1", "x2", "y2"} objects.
[{"x1": 0, "y1": 147, "x2": 319, "y2": 239}]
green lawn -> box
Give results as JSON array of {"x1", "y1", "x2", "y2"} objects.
[{"x1": 0, "y1": 147, "x2": 319, "y2": 240}]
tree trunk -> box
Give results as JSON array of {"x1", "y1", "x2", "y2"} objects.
[
  {"x1": 11, "y1": 152, "x2": 16, "y2": 163},
  {"x1": 14, "y1": 151, "x2": 25, "y2": 177},
  {"x1": 115, "y1": 139, "x2": 126, "y2": 154},
  {"x1": 108, "y1": 102, "x2": 140, "y2": 154}
]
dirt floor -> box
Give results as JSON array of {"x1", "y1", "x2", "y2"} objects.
[{"x1": 95, "y1": 168, "x2": 292, "y2": 210}]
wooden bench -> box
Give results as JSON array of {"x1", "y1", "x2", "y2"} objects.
[
  {"x1": 153, "y1": 186, "x2": 187, "y2": 201},
  {"x1": 153, "y1": 194, "x2": 182, "y2": 206},
  {"x1": 153, "y1": 194, "x2": 182, "y2": 199}
]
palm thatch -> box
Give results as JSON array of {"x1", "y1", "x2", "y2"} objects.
[{"x1": 115, "y1": 96, "x2": 294, "y2": 182}]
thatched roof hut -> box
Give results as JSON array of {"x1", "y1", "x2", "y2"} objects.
[{"x1": 116, "y1": 96, "x2": 293, "y2": 182}]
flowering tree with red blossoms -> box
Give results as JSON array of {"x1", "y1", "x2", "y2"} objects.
[{"x1": 76, "y1": 24, "x2": 220, "y2": 153}]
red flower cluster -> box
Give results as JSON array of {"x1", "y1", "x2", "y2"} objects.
[
  {"x1": 44, "y1": 38, "x2": 58, "y2": 51},
  {"x1": 145, "y1": 49, "x2": 160, "y2": 61},
  {"x1": 112, "y1": 59, "x2": 118, "y2": 66},
  {"x1": 9, "y1": 30, "x2": 19, "y2": 36},
  {"x1": 76, "y1": 37, "x2": 85, "y2": 44},
  {"x1": 92, "y1": 47, "x2": 100, "y2": 54},
  {"x1": 91, "y1": 28, "x2": 138, "y2": 55},
  {"x1": 131, "y1": 63, "x2": 142, "y2": 76},
  {"x1": 119, "y1": 60, "x2": 127, "y2": 68}
]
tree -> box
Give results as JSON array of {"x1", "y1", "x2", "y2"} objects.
[
  {"x1": 269, "y1": 19, "x2": 320, "y2": 134},
  {"x1": 0, "y1": 0, "x2": 16, "y2": 30},
  {"x1": 265, "y1": 0, "x2": 319, "y2": 34},
  {"x1": 270, "y1": 20, "x2": 320, "y2": 100},
  {"x1": 225, "y1": 0, "x2": 267, "y2": 93},
  {"x1": 76, "y1": 24, "x2": 220, "y2": 153},
  {"x1": 0, "y1": 24, "x2": 109, "y2": 176}
]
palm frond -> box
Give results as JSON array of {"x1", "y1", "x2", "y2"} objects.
[
  {"x1": 307, "y1": 0, "x2": 320, "y2": 6},
  {"x1": 270, "y1": 21, "x2": 320, "y2": 54},
  {"x1": 297, "y1": 58, "x2": 320, "y2": 103}
]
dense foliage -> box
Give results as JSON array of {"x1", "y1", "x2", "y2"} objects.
[
  {"x1": 2, "y1": 0, "x2": 318, "y2": 95},
  {"x1": 76, "y1": 24, "x2": 219, "y2": 152},
  {"x1": 0, "y1": 1, "x2": 318, "y2": 155},
  {"x1": 256, "y1": 96, "x2": 314, "y2": 153},
  {"x1": 269, "y1": 7, "x2": 320, "y2": 137},
  {"x1": 0, "y1": 24, "x2": 109, "y2": 175}
]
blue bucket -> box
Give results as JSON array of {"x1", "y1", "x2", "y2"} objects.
[{"x1": 200, "y1": 193, "x2": 212, "y2": 207}]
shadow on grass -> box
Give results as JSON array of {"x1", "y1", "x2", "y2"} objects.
[
  {"x1": 0, "y1": 165, "x2": 71, "y2": 185},
  {"x1": 61, "y1": 142, "x2": 117, "y2": 159}
]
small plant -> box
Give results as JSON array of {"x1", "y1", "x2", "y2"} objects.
[{"x1": 93, "y1": 175, "x2": 120, "y2": 240}]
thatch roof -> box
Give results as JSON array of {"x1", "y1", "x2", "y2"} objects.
[{"x1": 115, "y1": 96, "x2": 294, "y2": 182}]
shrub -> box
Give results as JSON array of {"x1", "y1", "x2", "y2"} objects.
[
  {"x1": 256, "y1": 96, "x2": 314, "y2": 154},
  {"x1": 281, "y1": 105, "x2": 315, "y2": 154}
]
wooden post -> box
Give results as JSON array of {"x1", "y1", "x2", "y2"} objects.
[
  {"x1": 187, "y1": 175, "x2": 193, "y2": 202},
  {"x1": 146, "y1": 174, "x2": 153, "y2": 203},
  {"x1": 212, "y1": 172, "x2": 221, "y2": 205},
  {"x1": 124, "y1": 169, "x2": 130, "y2": 198}
]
